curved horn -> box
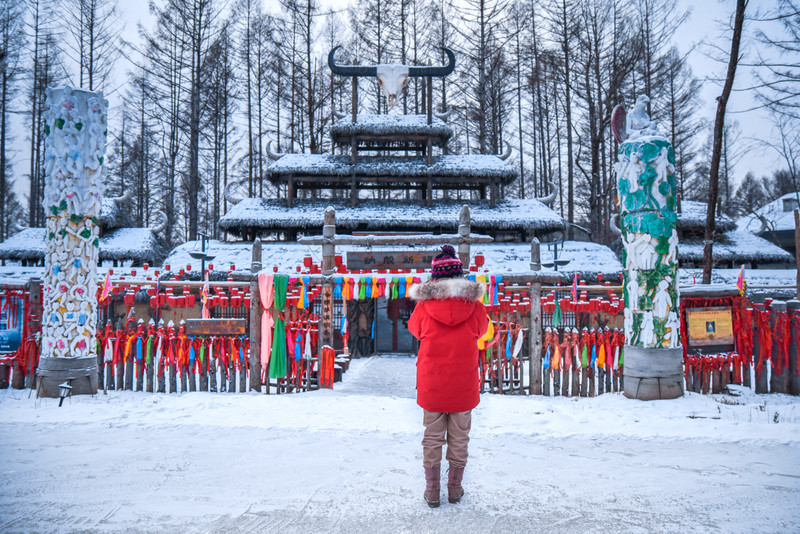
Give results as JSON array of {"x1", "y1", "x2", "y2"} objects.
[
  {"x1": 107, "y1": 187, "x2": 131, "y2": 206},
  {"x1": 408, "y1": 48, "x2": 456, "y2": 77},
  {"x1": 328, "y1": 46, "x2": 377, "y2": 77},
  {"x1": 150, "y1": 210, "x2": 167, "y2": 235},
  {"x1": 224, "y1": 179, "x2": 247, "y2": 206},
  {"x1": 608, "y1": 213, "x2": 622, "y2": 237},
  {"x1": 434, "y1": 107, "x2": 454, "y2": 121},
  {"x1": 537, "y1": 180, "x2": 558, "y2": 207},
  {"x1": 333, "y1": 109, "x2": 347, "y2": 120},
  {"x1": 266, "y1": 140, "x2": 285, "y2": 161},
  {"x1": 499, "y1": 141, "x2": 513, "y2": 161},
  {"x1": 12, "y1": 222, "x2": 26, "y2": 233}
]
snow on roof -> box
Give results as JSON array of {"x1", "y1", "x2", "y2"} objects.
[
  {"x1": 679, "y1": 268, "x2": 797, "y2": 288},
  {"x1": 267, "y1": 154, "x2": 518, "y2": 183},
  {"x1": 330, "y1": 114, "x2": 453, "y2": 143},
  {"x1": 166, "y1": 240, "x2": 621, "y2": 280},
  {"x1": 677, "y1": 200, "x2": 736, "y2": 233},
  {"x1": 0, "y1": 228, "x2": 46, "y2": 260},
  {"x1": 0, "y1": 227, "x2": 167, "y2": 263},
  {"x1": 737, "y1": 192, "x2": 800, "y2": 233},
  {"x1": 218, "y1": 198, "x2": 565, "y2": 237},
  {"x1": 100, "y1": 228, "x2": 168, "y2": 263},
  {"x1": 679, "y1": 230, "x2": 794, "y2": 264}
]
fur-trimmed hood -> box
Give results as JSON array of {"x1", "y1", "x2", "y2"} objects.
[{"x1": 408, "y1": 277, "x2": 486, "y2": 302}]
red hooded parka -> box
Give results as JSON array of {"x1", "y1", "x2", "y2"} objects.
[{"x1": 408, "y1": 278, "x2": 489, "y2": 413}]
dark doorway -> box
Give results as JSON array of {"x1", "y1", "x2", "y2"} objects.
[{"x1": 375, "y1": 298, "x2": 415, "y2": 353}]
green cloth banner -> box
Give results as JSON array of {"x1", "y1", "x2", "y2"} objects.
[{"x1": 269, "y1": 275, "x2": 289, "y2": 379}]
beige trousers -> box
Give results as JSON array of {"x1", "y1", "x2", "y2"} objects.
[{"x1": 422, "y1": 409, "x2": 472, "y2": 468}]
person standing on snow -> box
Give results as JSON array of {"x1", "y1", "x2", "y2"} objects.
[{"x1": 408, "y1": 245, "x2": 490, "y2": 508}]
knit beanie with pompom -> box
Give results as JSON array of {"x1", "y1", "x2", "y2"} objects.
[{"x1": 430, "y1": 245, "x2": 464, "y2": 280}]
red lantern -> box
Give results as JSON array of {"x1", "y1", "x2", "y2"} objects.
[
  {"x1": 187, "y1": 293, "x2": 196, "y2": 307},
  {"x1": 474, "y1": 254, "x2": 485, "y2": 267},
  {"x1": 232, "y1": 295, "x2": 242, "y2": 307},
  {"x1": 303, "y1": 256, "x2": 313, "y2": 268},
  {"x1": 220, "y1": 296, "x2": 229, "y2": 307},
  {"x1": 150, "y1": 296, "x2": 158, "y2": 308},
  {"x1": 243, "y1": 296, "x2": 250, "y2": 308},
  {"x1": 131, "y1": 270, "x2": 137, "y2": 277}
]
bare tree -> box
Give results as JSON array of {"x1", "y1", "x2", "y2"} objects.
[
  {"x1": 0, "y1": 0, "x2": 25, "y2": 239},
  {"x1": 702, "y1": 0, "x2": 748, "y2": 284},
  {"x1": 55, "y1": 0, "x2": 121, "y2": 90}
]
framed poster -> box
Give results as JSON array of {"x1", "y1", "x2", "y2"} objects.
[{"x1": 686, "y1": 306, "x2": 735, "y2": 354}]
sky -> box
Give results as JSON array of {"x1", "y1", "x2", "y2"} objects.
[{"x1": 9, "y1": 0, "x2": 789, "y2": 212}]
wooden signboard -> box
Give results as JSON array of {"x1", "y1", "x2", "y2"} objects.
[
  {"x1": 686, "y1": 306, "x2": 735, "y2": 353},
  {"x1": 186, "y1": 318, "x2": 246, "y2": 336},
  {"x1": 346, "y1": 250, "x2": 437, "y2": 270}
]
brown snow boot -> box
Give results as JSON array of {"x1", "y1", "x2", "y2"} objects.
[
  {"x1": 447, "y1": 465, "x2": 465, "y2": 504},
  {"x1": 424, "y1": 465, "x2": 440, "y2": 508}
]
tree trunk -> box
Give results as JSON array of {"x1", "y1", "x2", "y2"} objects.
[{"x1": 702, "y1": 0, "x2": 747, "y2": 284}]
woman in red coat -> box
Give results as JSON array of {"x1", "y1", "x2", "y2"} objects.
[{"x1": 408, "y1": 245, "x2": 489, "y2": 508}]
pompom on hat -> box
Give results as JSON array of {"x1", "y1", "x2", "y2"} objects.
[{"x1": 431, "y1": 245, "x2": 464, "y2": 280}]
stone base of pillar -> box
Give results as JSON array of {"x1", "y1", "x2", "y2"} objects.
[
  {"x1": 623, "y1": 346, "x2": 684, "y2": 400},
  {"x1": 36, "y1": 356, "x2": 99, "y2": 398}
]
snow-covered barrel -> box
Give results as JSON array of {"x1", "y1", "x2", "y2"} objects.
[
  {"x1": 37, "y1": 86, "x2": 108, "y2": 397},
  {"x1": 614, "y1": 98, "x2": 682, "y2": 400}
]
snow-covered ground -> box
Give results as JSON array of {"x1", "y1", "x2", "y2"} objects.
[{"x1": 2, "y1": 354, "x2": 800, "y2": 533}]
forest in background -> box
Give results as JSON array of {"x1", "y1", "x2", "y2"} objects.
[{"x1": 0, "y1": 0, "x2": 797, "y2": 247}]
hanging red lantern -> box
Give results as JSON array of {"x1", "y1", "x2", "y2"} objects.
[{"x1": 474, "y1": 254, "x2": 484, "y2": 267}]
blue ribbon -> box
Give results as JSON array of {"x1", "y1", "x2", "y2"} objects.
[
  {"x1": 302, "y1": 276, "x2": 310, "y2": 308},
  {"x1": 341, "y1": 314, "x2": 347, "y2": 335},
  {"x1": 543, "y1": 347, "x2": 551, "y2": 370},
  {"x1": 333, "y1": 277, "x2": 343, "y2": 299},
  {"x1": 136, "y1": 338, "x2": 143, "y2": 362},
  {"x1": 494, "y1": 274, "x2": 503, "y2": 305},
  {"x1": 295, "y1": 331, "x2": 302, "y2": 361},
  {"x1": 189, "y1": 336, "x2": 196, "y2": 366}
]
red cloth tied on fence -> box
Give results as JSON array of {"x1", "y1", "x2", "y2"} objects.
[
  {"x1": 754, "y1": 307, "x2": 772, "y2": 381},
  {"x1": 319, "y1": 346, "x2": 335, "y2": 388}
]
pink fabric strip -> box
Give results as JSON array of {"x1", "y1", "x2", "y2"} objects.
[{"x1": 258, "y1": 274, "x2": 275, "y2": 380}]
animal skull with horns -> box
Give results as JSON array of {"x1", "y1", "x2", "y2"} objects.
[{"x1": 328, "y1": 47, "x2": 456, "y2": 107}]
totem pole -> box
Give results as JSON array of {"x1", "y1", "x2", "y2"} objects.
[
  {"x1": 38, "y1": 86, "x2": 108, "y2": 397},
  {"x1": 612, "y1": 95, "x2": 683, "y2": 400}
]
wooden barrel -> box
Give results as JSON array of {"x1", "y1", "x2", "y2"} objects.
[
  {"x1": 622, "y1": 346, "x2": 684, "y2": 400},
  {"x1": 37, "y1": 356, "x2": 98, "y2": 398}
]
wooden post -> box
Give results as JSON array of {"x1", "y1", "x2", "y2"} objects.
[
  {"x1": 249, "y1": 238, "x2": 262, "y2": 392},
  {"x1": 426, "y1": 76, "x2": 433, "y2": 125},
  {"x1": 529, "y1": 238, "x2": 542, "y2": 395},
  {"x1": 209, "y1": 356, "x2": 217, "y2": 392},
  {"x1": 754, "y1": 314, "x2": 767, "y2": 393},
  {"x1": 136, "y1": 360, "x2": 144, "y2": 392},
  {"x1": 124, "y1": 354, "x2": 134, "y2": 391},
  {"x1": 794, "y1": 208, "x2": 799, "y2": 300},
  {"x1": 770, "y1": 300, "x2": 788, "y2": 394},
  {"x1": 788, "y1": 300, "x2": 800, "y2": 396},
  {"x1": 351, "y1": 76, "x2": 357, "y2": 123},
  {"x1": 322, "y1": 208, "x2": 336, "y2": 275},
  {"x1": 458, "y1": 206, "x2": 470, "y2": 267}
]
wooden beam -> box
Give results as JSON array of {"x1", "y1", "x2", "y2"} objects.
[{"x1": 298, "y1": 232, "x2": 494, "y2": 246}]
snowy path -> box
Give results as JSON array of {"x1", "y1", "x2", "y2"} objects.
[{"x1": 1, "y1": 355, "x2": 800, "y2": 533}]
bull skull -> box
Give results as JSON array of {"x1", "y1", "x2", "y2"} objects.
[
  {"x1": 329, "y1": 47, "x2": 456, "y2": 108},
  {"x1": 376, "y1": 64, "x2": 410, "y2": 107}
]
